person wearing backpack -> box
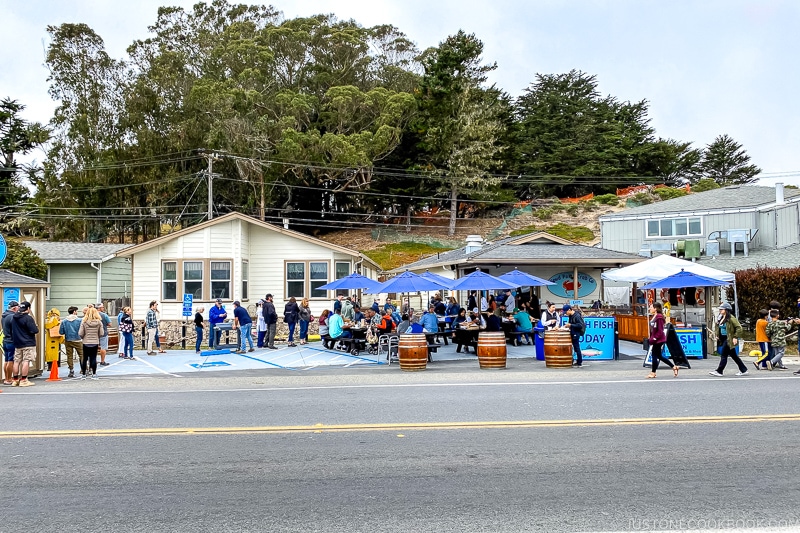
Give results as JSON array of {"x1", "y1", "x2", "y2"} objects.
[{"x1": 561, "y1": 304, "x2": 586, "y2": 368}]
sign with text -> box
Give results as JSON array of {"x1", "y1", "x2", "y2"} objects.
[
  {"x1": 2, "y1": 287, "x2": 21, "y2": 310},
  {"x1": 182, "y1": 294, "x2": 193, "y2": 317},
  {"x1": 0, "y1": 233, "x2": 7, "y2": 267},
  {"x1": 547, "y1": 272, "x2": 597, "y2": 298},
  {"x1": 560, "y1": 315, "x2": 617, "y2": 361}
]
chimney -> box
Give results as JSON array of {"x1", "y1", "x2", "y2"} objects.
[
  {"x1": 465, "y1": 234, "x2": 483, "y2": 254},
  {"x1": 776, "y1": 182, "x2": 785, "y2": 205}
]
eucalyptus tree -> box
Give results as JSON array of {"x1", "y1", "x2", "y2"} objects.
[{"x1": 0, "y1": 99, "x2": 48, "y2": 213}]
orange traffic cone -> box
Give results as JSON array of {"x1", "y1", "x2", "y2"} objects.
[{"x1": 47, "y1": 362, "x2": 61, "y2": 382}]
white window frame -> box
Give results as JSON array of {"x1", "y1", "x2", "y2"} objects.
[
  {"x1": 183, "y1": 261, "x2": 204, "y2": 300},
  {"x1": 210, "y1": 260, "x2": 232, "y2": 300},
  {"x1": 645, "y1": 217, "x2": 703, "y2": 239},
  {"x1": 241, "y1": 260, "x2": 249, "y2": 301},
  {"x1": 334, "y1": 261, "x2": 351, "y2": 298},
  {"x1": 286, "y1": 261, "x2": 306, "y2": 299},
  {"x1": 162, "y1": 261, "x2": 178, "y2": 301}
]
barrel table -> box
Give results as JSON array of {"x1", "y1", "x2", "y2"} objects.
[
  {"x1": 544, "y1": 330, "x2": 574, "y2": 368},
  {"x1": 477, "y1": 331, "x2": 507, "y2": 369},
  {"x1": 398, "y1": 334, "x2": 428, "y2": 371}
]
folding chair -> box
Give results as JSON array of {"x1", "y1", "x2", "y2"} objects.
[{"x1": 378, "y1": 334, "x2": 399, "y2": 364}]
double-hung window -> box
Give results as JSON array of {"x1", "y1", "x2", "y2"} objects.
[
  {"x1": 183, "y1": 261, "x2": 203, "y2": 299},
  {"x1": 286, "y1": 262, "x2": 305, "y2": 298},
  {"x1": 241, "y1": 260, "x2": 249, "y2": 300},
  {"x1": 211, "y1": 261, "x2": 231, "y2": 299},
  {"x1": 162, "y1": 262, "x2": 177, "y2": 301}
]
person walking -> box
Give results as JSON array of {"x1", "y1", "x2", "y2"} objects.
[
  {"x1": 11, "y1": 302, "x2": 39, "y2": 386},
  {"x1": 232, "y1": 301, "x2": 254, "y2": 354},
  {"x1": 298, "y1": 297, "x2": 312, "y2": 345},
  {"x1": 764, "y1": 309, "x2": 796, "y2": 370},
  {"x1": 44, "y1": 307, "x2": 63, "y2": 372},
  {"x1": 263, "y1": 294, "x2": 278, "y2": 349},
  {"x1": 2, "y1": 301, "x2": 19, "y2": 385},
  {"x1": 96, "y1": 303, "x2": 111, "y2": 366},
  {"x1": 145, "y1": 301, "x2": 159, "y2": 355},
  {"x1": 646, "y1": 302, "x2": 679, "y2": 378},
  {"x1": 208, "y1": 299, "x2": 227, "y2": 349},
  {"x1": 753, "y1": 309, "x2": 770, "y2": 370},
  {"x1": 561, "y1": 304, "x2": 585, "y2": 368},
  {"x1": 709, "y1": 302, "x2": 748, "y2": 376},
  {"x1": 119, "y1": 307, "x2": 135, "y2": 360},
  {"x1": 194, "y1": 306, "x2": 205, "y2": 354},
  {"x1": 59, "y1": 306, "x2": 83, "y2": 378},
  {"x1": 79, "y1": 306, "x2": 103, "y2": 380},
  {"x1": 284, "y1": 297, "x2": 300, "y2": 347}
]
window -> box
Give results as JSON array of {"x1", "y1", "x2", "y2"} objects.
[
  {"x1": 335, "y1": 261, "x2": 350, "y2": 297},
  {"x1": 210, "y1": 261, "x2": 231, "y2": 299},
  {"x1": 162, "y1": 262, "x2": 177, "y2": 300},
  {"x1": 286, "y1": 262, "x2": 305, "y2": 298},
  {"x1": 310, "y1": 262, "x2": 329, "y2": 295},
  {"x1": 646, "y1": 217, "x2": 702, "y2": 238},
  {"x1": 241, "y1": 260, "x2": 249, "y2": 300},
  {"x1": 183, "y1": 261, "x2": 203, "y2": 299}
]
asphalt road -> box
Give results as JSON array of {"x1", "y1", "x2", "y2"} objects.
[{"x1": 3, "y1": 360, "x2": 800, "y2": 532}]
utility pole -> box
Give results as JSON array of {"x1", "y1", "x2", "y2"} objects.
[{"x1": 201, "y1": 150, "x2": 221, "y2": 220}]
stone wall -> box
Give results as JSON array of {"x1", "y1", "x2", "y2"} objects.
[{"x1": 146, "y1": 320, "x2": 321, "y2": 348}]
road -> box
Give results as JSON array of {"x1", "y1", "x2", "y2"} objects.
[{"x1": 2, "y1": 361, "x2": 800, "y2": 532}]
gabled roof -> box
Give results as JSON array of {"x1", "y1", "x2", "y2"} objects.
[
  {"x1": 599, "y1": 185, "x2": 800, "y2": 221},
  {"x1": 391, "y1": 232, "x2": 643, "y2": 272},
  {"x1": 0, "y1": 269, "x2": 49, "y2": 285},
  {"x1": 688, "y1": 244, "x2": 800, "y2": 273},
  {"x1": 114, "y1": 212, "x2": 381, "y2": 271},
  {"x1": 24, "y1": 241, "x2": 131, "y2": 264}
]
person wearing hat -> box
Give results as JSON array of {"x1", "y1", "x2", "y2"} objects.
[
  {"x1": 11, "y1": 301, "x2": 39, "y2": 386},
  {"x1": 561, "y1": 304, "x2": 585, "y2": 368},
  {"x1": 2, "y1": 300, "x2": 19, "y2": 385},
  {"x1": 194, "y1": 305, "x2": 206, "y2": 354},
  {"x1": 255, "y1": 299, "x2": 268, "y2": 348},
  {"x1": 262, "y1": 294, "x2": 278, "y2": 349},
  {"x1": 232, "y1": 301, "x2": 254, "y2": 353},
  {"x1": 59, "y1": 306, "x2": 83, "y2": 377},
  {"x1": 208, "y1": 298, "x2": 228, "y2": 349},
  {"x1": 709, "y1": 302, "x2": 748, "y2": 376}
]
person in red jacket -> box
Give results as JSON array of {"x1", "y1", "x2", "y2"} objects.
[{"x1": 646, "y1": 302, "x2": 679, "y2": 378}]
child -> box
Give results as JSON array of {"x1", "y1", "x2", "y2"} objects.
[
  {"x1": 764, "y1": 309, "x2": 796, "y2": 370},
  {"x1": 753, "y1": 309, "x2": 770, "y2": 370}
]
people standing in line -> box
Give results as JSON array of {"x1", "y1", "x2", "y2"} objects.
[
  {"x1": 117, "y1": 308, "x2": 126, "y2": 358},
  {"x1": 256, "y1": 299, "x2": 267, "y2": 348},
  {"x1": 79, "y1": 306, "x2": 103, "y2": 380},
  {"x1": 96, "y1": 303, "x2": 111, "y2": 366},
  {"x1": 709, "y1": 302, "x2": 748, "y2": 377},
  {"x1": 764, "y1": 309, "x2": 796, "y2": 370},
  {"x1": 284, "y1": 296, "x2": 300, "y2": 347},
  {"x1": 262, "y1": 294, "x2": 278, "y2": 349},
  {"x1": 153, "y1": 302, "x2": 166, "y2": 354},
  {"x1": 318, "y1": 309, "x2": 330, "y2": 339},
  {"x1": 119, "y1": 307, "x2": 135, "y2": 360},
  {"x1": 59, "y1": 306, "x2": 83, "y2": 378},
  {"x1": 298, "y1": 297, "x2": 312, "y2": 345},
  {"x1": 11, "y1": 302, "x2": 39, "y2": 386},
  {"x1": 233, "y1": 301, "x2": 254, "y2": 354},
  {"x1": 2, "y1": 301, "x2": 18, "y2": 385},
  {"x1": 561, "y1": 304, "x2": 585, "y2": 368},
  {"x1": 208, "y1": 299, "x2": 227, "y2": 349},
  {"x1": 145, "y1": 301, "x2": 159, "y2": 355},
  {"x1": 646, "y1": 302, "x2": 679, "y2": 379},
  {"x1": 44, "y1": 308, "x2": 63, "y2": 371},
  {"x1": 753, "y1": 309, "x2": 770, "y2": 370},
  {"x1": 541, "y1": 302, "x2": 560, "y2": 330},
  {"x1": 194, "y1": 306, "x2": 205, "y2": 354}
]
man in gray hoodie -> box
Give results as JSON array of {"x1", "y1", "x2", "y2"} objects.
[{"x1": 59, "y1": 306, "x2": 83, "y2": 378}]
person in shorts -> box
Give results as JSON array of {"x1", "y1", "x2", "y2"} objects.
[
  {"x1": 96, "y1": 303, "x2": 112, "y2": 366},
  {"x1": 11, "y1": 301, "x2": 39, "y2": 387},
  {"x1": 2, "y1": 300, "x2": 19, "y2": 385}
]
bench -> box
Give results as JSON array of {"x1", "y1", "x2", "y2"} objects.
[{"x1": 322, "y1": 335, "x2": 365, "y2": 355}]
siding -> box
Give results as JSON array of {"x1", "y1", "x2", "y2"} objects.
[
  {"x1": 132, "y1": 247, "x2": 163, "y2": 319},
  {"x1": 775, "y1": 205, "x2": 799, "y2": 248},
  {"x1": 100, "y1": 257, "x2": 132, "y2": 299},
  {"x1": 47, "y1": 264, "x2": 98, "y2": 315}
]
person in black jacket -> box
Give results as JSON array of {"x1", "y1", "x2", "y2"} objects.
[
  {"x1": 263, "y1": 294, "x2": 278, "y2": 349},
  {"x1": 284, "y1": 297, "x2": 300, "y2": 347},
  {"x1": 561, "y1": 304, "x2": 585, "y2": 368},
  {"x1": 11, "y1": 301, "x2": 39, "y2": 387}
]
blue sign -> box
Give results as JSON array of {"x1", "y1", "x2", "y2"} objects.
[
  {"x1": 0, "y1": 233, "x2": 6, "y2": 267},
  {"x1": 569, "y1": 300, "x2": 584, "y2": 306},
  {"x1": 3, "y1": 288, "x2": 21, "y2": 310},
  {"x1": 547, "y1": 272, "x2": 598, "y2": 298},
  {"x1": 665, "y1": 327, "x2": 705, "y2": 359},
  {"x1": 182, "y1": 294, "x2": 193, "y2": 317},
  {"x1": 560, "y1": 315, "x2": 617, "y2": 361}
]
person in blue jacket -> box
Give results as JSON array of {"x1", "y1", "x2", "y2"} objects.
[{"x1": 208, "y1": 299, "x2": 228, "y2": 349}]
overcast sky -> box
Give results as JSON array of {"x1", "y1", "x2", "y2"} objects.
[{"x1": 2, "y1": 0, "x2": 798, "y2": 185}]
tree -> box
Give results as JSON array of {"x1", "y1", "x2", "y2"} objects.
[
  {"x1": 1, "y1": 239, "x2": 47, "y2": 280},
  {"x1": 416, "y1": 31, "x2": 507, "y2": 235},
  {"x1": 700, "y1": 134, "x2": 761, "y2": 185},
  {"x1": 0, "y1": 99, "x2": 49, "y2": 212}
]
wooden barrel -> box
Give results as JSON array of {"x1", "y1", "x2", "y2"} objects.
[
  {"x1": 477, "y1": 332, "x2": 507, "y2": 369},
  {"x1": 544, "y1": 330, "x2": 574, "y2": 368},
  {"x1": 398, "y1": 334, "x2": 428, "y2": 371}
]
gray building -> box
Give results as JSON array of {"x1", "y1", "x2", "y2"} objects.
[
  {"x1": 24, "y1": 241, "x2": 133, "y2": 315},
  {"x1": 599, "y1": 183, "x2": 800, "y2": 258}
]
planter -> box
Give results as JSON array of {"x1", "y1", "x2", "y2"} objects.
[
  {"x1": 398, "y1": 334, "x2": 427, "y2": 371},
  {"x1": 477, "y1": 332, "x2": 507, "y2": 369},
  {"x1": 544, "y1": 330, "x2": 573, "y2": 368}
]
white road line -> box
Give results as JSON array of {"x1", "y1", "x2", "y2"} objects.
[{"x1": 131, "y1": 356, "x2": 182, "y2": 377}]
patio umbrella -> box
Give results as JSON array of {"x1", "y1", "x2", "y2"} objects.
[
  {"x1": 373, "y1": 270, "x2": 449, "y2": 294},
  {"x1": 315, "y1": 272, "x2": 382, "y2": 292},
  {"x1": 498, "y1": 268, "x2": 555, "y2": 287},
  {"x1": 420, "y1": 269, "x2": 453, "y2": 308},
  {"x1": 447, "y1": 268, "x2": 518, "y2": 292},
  {"x1": 641, "y1": 269, "x2": 730, "y2": 323}
]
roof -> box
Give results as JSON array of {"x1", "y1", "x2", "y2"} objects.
[
  {"x1": 599, "y1": 185, "x2": 800, "y2": 221},
  {"x1": 114, "y1": 212, "x2": 381, "y2": 271},
  {"x1": 689, "y1": 244, "x2": 800, "y2": 273},
  {"x1": 24, "y1": 241, "x2": 132, "y2": 263},
  {"x1": 392, "y1": 232, "x2": 643, "y2": 272},
  {"x1": 0, "y1": 269, "x2": 49, "y2": 285}
]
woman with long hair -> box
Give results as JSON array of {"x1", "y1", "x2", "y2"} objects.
[
  {"x1": 119, "y1": 306, "x2": 135, "y2": 360},
  {"x1": 646, "y1": 302, "x2": 679, "y2": 378},
  {"x1": 298, "y1": 297, "x2": 313, "y2": 345},
  {"x1": 318, "y1": 309, "x2": 330, "y2": 339},
  {"x1": 709, "y1": 302, "x2": 748, "y2": 376},
  {"x1": 284, "y1": 297, "x2": 300, "y2": 347},
  {"x1": 79, "y1": 306, "x2": 104, "y2": 380},
  {"x1": 194, "y1": 306, "x2": 205, "y2": 354}
]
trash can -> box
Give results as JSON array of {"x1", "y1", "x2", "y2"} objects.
[{"x1": 534, "y1": 323, "x2": 546, "y2": 361}]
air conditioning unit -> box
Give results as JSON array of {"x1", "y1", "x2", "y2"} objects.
[{"x1": 706, "y1": 240, "x2": 720, "y2": 257}]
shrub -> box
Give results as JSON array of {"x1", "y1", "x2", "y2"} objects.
[
  {"x1": 595, "y1": 194, "x2": 619, "y2": 206},
  {"x1": 692, "y1": 179, "x2": 720, "y2": 193},
  {"x1": 653, "y1": 187, "x2": 688, "y2": 201},
  {"x1": 565, "y1": 204, "x2": 579, "y2": 217},
  {"x1": 630, "y1": 192, "x2": 653, "y2": 205}
]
